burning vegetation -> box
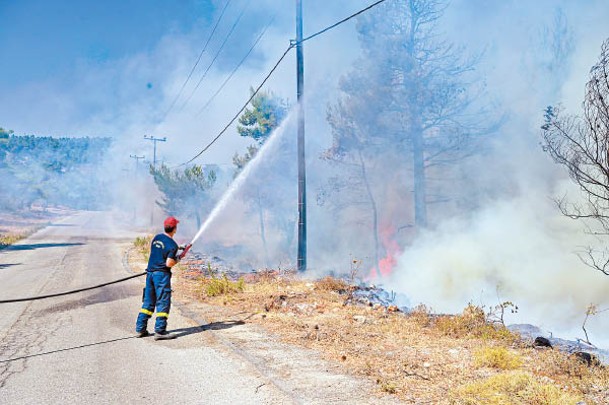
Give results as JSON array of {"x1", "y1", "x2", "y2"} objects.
[{"x1": 126, "y1": 239, "x2": 609, "y2": 404}]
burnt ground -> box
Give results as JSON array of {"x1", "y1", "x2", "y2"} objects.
[{"x1": 150, "y1": 248, "x2": 609, "y2": 404}]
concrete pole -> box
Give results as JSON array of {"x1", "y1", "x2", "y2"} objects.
[{"x1": 296, "y1": 0, "x2": 307, "y2": 272}]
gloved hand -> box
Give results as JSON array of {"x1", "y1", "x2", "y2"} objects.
[{"x1": 178, "y1": 243, "x2": 192, "y2": 260}]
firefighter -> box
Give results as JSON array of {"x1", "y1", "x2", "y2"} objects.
[{"x1": 135, "y1": 216, "x2": 182, "y2": 340}]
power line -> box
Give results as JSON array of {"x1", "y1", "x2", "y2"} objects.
[
  {"x1": 179, "y1": 0, "x2": 250, "y2": 112},
  {"x1": 161, "y1": 0, "x2": 234, "y2": 121},
  {"x1": 176, "y1": 0, "x2": 389, "y2": 167},
  {"x1": 196, "y1": 15, "x2": 276, "y2": 116},
  {"x1": 176, "y1": 45, "x2": 293, "y2": 167},
  {"x1": 298, "y1": 0, "x2": 388, "y2": 45}
]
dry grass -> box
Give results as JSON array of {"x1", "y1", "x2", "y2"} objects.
[
  {"x1": 0, "y1": 233, "x2": 26, "y2": 249},
  {"x1": 451, "y1": 371, "x2": 584, "y2": 404},
  {"x1": 473, "y1": 347, "x2": 523, "y2": 370},
  {"x1": 201, "y1": 273, "x2": 245, "y2": 297},
  {"x1": 125, "y1": 247, "x2": 609, "y2": 404},
  {"x1": 172, "y1": 272, "x2": 609, "y2": 404},
  {"x1": 315, "y1": 276, "x2": 349, "y2": 292},
  {"x1": 133, "y1": 235, "x2": 152, "y2": 260},
  {"x1": 435, "y1": 304, "x2": 519, "y2": 343}
]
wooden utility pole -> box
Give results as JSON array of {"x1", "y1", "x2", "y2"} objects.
[
  {"x1": 143, "y1": 135, "x2": 167, "y2": 168},
  {"x1": 296, "y1": 0, "x2": 307, "y2": 272},
  {"x1": 143, "y1": 135, "x2": 166, "y2": 226},
  {"x1": 129, "y1": 154, "x2": 144, "y2": 220},
  {"x1": 129, "y1": 154, "x2": 145, "y2": 175}
]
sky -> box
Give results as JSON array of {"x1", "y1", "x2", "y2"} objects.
[
  {"x1": 3, "y1": 0, "x2": 607, "y2": 166},
  {"x1": 0, "y1": 0, "x2": 373, "y2": 165},
  {"x1": 0, "y1": 0, "x2": 211, "y2": 85}
]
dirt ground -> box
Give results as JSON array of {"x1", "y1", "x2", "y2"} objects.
[
  {"x1": 126, "y1": 238, "x2": 609, "y2": 404},
  {"x1": 127, "y1": 240, "x2": 401, "y2": 404}
]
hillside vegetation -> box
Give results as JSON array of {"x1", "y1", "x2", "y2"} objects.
[{"x1": 0, "y1": 128, "x2": 112, "y2": 211}]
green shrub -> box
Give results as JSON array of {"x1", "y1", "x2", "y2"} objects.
[
  {"x1": 133, "y1": 235, "x2": 152, "y2": 258},
  {"x1": 133, "y1": 235, "x2": 151, "y2": 249}
]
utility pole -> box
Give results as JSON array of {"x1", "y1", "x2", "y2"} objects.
[
  {"x1": 129, "y1": 154, "x2": 144, "y2": 221},
  {"x1": 143, "y1": 135, "x2": 166, "y2": 227},
  {"x1": 296, "y1": 0, "x2": 307, "y2": 272},
  {"x1": 143, "y1": 135, "x2": 167, "y2": 168},
  {"x1": 129, "y1": 154, "x2": 145, "y2": 175}
]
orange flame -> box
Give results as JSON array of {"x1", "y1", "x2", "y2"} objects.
[{"x1": 369, "y1": 225, "x2": 401, "y2": 279}]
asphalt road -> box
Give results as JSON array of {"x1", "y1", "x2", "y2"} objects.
[{"x1": 0, "y1": 211, "x2": 294, "y2": 404}]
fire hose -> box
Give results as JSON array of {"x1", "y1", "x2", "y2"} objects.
[
  {"x1": 178, "y1": 243, "x2": 192, "y2": 260},
  {"x1": 0, "y1": 243, "x2": 193, "y2": 304}
]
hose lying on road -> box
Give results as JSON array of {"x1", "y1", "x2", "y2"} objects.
[{"x1": 0, "y1": 272, "x2": 147, "y2": 304}]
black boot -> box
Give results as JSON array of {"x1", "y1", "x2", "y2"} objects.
[{"x1": 154, "y1": 331, "x2": 177, "y2": 340}]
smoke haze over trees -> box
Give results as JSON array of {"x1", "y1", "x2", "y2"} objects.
[
  {"x1": 151, "y1": 164, "x2": 217, "y2": 229},
  {"x1": 542, "y1": 39, "x2": 609, "y2": 276},
  {"x1": 321, "y1": 0, "x2": 496, "y2": 277},
  {"x1": 0, "y1": 129, "x2": 112, "y2": 211},
  {"x1": 232, "y1": 89, "x2": 293, "y2": 266}
]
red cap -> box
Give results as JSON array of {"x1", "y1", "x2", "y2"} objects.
[{"x1": 164, "y1": 216, "x2": 179, "y2": 228}]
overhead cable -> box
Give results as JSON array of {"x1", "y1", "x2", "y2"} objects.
[
  {"x1": 177, "y1": 0, "x2": 389, "y2": 166},
  {"x1": 162, "y1": 0, "x2": 233, "y2": 120},
  {"x1": 176, "y1": 45, "x2": 293, "y2": 167},
  {"x1": 298, "y1": 0, "x2": 388, "y2": 45},
  {"x1": 179, "y1": 0, "x2": 250, "y2": 112},
  {"x1": 197, "y1": 15, "x2": 276, "y2": 116}
]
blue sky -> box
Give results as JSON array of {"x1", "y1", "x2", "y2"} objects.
[
  {"x1": 1, "y1": 0, "x2": 608, "y2": 165},
  {"x1": 0, "y1": 0, "x2": 369, "y2": 145},
  {"x1": 0, "y1": 0, "x2": 213, "y2": 87}
]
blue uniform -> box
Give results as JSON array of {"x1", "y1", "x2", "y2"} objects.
[{"x1": 135, "y1": 233, "x2": 179, "y2": 333}]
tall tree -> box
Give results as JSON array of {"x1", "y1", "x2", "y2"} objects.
[
  {"x1": 324, "y1": 0, "x2": 492, "y2": 276},
  {"x1": 151, "y1": 164, "x2": 217, "y2": 229},
  {"x1": 237, "y1": 88, "x2": 288, "y2": 143},
  {"x1": 541, "y1": 38, "x2": 609, "y2": 275},
  {"x1": 233, "y1": 89, "x2": 291, "y2": 266}
]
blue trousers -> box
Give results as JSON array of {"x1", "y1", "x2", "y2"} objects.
[{"x1": 135, "y1": 271, "x2": 172, "y2": 333}]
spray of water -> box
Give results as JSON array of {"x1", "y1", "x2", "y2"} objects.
[{"x1": 188, "y1": 109, "x2": 295, "y2": 246}]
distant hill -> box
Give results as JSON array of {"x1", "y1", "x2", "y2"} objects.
[{"x1": 0, "y1": 129, "x2": 113, "y2": 211}]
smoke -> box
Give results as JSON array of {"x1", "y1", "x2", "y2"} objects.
[
  {"x1": 383, "y1": 0, "x2": 609, "y2": 344},
  {"x1": 389, "y1": 179, "x2": 609, "y2": 343}
]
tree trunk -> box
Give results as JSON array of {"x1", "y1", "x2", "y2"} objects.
[
  {"x1": 358, "y1": 149, "x2": 381, "y2": 278},
  {"x1": 412, "y1": 128, "x2": 427, "y2": 228},
  {"x1": 407, "y1": 0, "x2": 427, "y2": 229}
]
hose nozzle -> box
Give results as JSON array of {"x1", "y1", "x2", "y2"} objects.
[{"x1": 178, "y1": 243, "x2": 192, "y2": 260}]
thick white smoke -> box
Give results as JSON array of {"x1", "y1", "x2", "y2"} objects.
[{"x1": 390, "y1": 177, "x2": 609, "y2": 346}]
